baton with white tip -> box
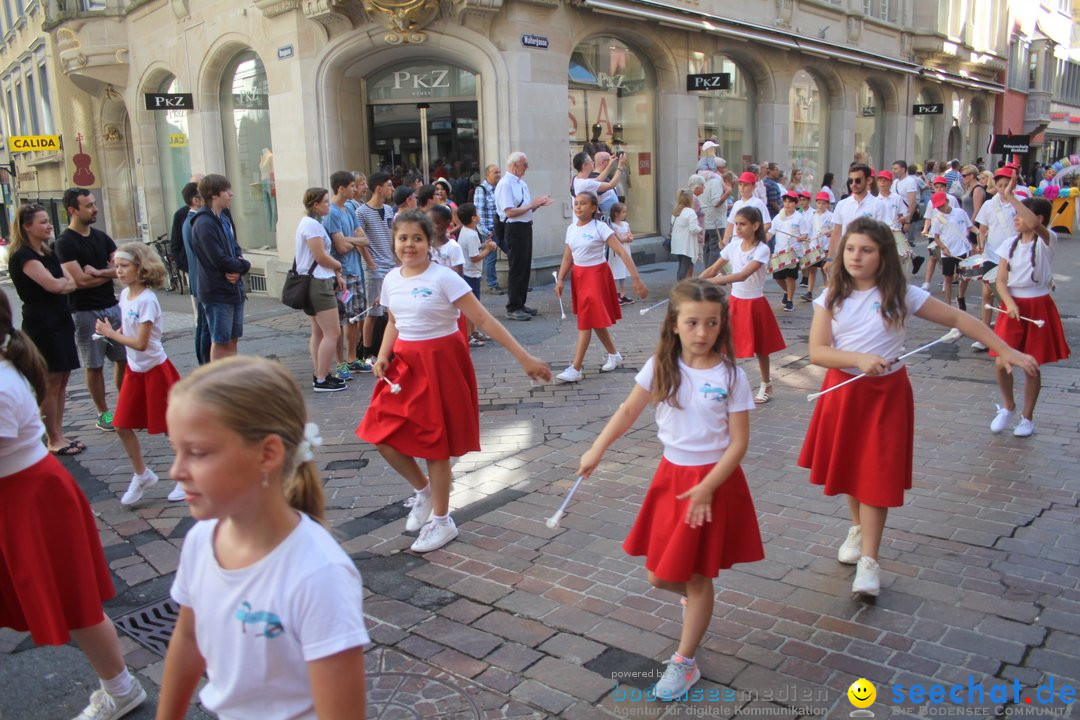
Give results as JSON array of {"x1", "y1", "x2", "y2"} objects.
[
  {"x1": 806, "y1": 328, "x2": 962, "y2": 402},
  {"x1": 639, "y1": 298, "x2": 669, "y2": 316},
  {"x1": 545, "y1": 476, "x2": 584, "y2": 529},
  {"x1": 984, "y1": 304, "x2": 1045, "y2": 328},
  {"x1": 553, "y1": 271, "x2": 567, "y2": 320}
]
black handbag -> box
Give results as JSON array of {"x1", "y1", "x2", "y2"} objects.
[{"x1": 281, "y1": 259, "x2": 319, "y2": 310}]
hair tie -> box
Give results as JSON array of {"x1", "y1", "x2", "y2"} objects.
[{"x1": 296, "y1": 422, "x2": 323, "y2": 463}]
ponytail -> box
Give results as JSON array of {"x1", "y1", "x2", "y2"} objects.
[
  {"x1": 284, "y1": 461, "x2": 325, "y2": 524},
  {"x1": 0, "y1": 293, "x2": 47, "y2": 403}
]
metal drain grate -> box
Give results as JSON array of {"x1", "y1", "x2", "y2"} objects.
[
  {"x1": 114, "y1": 597, "x2": 179, "y2": 656},
  {"x1": 246, "y1": 273, "x2": 267, "y2": 293}
]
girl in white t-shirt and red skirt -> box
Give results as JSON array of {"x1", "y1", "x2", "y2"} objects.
[
  {"x1": 357, "y1": 210, "x2": 551, "y2": 553},
  {"x1": 988, "y1": 186, "x2": 1071, "y2": 438},
  {"x1": 701, "y1": 205, "x2": 786, "y2": 404},
  {"x1": 799, "y1": 217, "x2": 1037, "y2": 598},
  {"x1": 576, "y1": 279, "x2": 763, "y2": 701},
  {"x1": 93, "y1": 242, "x2": 184, "y2": 506},
  {"x1": 554, "y1": 192, "x2": 647, "y2": 383}
]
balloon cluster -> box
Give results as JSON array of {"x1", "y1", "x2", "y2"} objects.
[
  {"x1": 1040, "y1": 155, "x2": 1080, "y2": 197},
  {"x1": 1032, "y1": 185, "x2": 1080, "y2": 198}
]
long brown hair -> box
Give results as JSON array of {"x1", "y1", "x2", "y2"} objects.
[
  {"x1": 652, "y1": 279, "x2": 736, "y2": 409},
  {"x1": 168, "y1": 356, "x2": 325, "y2": 522},
  {"x1": 733, "y1": 206, "x2": 767, "y2": 246},
  {"x1": 671, "y1": 188, "x2": 693, "y2": 218},
  {"x1": 826, "y1": 217, "x2": 907, "y2": 328},
  {"x1": 9, "y1": 204, "x2": 51, "y2": 257},
  {"x1": 0, "y1": 291, "x2": 47, "y2": 403}
]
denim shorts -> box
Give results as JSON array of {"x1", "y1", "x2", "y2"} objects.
[{"x1": 204, "y1": 301, "x2": 244, "y2": 344}]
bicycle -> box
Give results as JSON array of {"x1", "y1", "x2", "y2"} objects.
[{"x1": 150, "y1": 234, "x2": 187, "y2": 294}]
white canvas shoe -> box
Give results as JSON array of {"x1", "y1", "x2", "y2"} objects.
[
  {"x1": 411, "y1": 518, "x2": 459, "y2": 553},
  {"x1": 852, "y1": 556, "x2": 881, "y2": 597},
  {"x1": 837, "y1": 525, "x2": 862, "y2": 564},
  {"x1": 73, "y1": 679, "x2": 146, "y2": 720},
  {"x1": 1013, "y1": 417, "x2": 1035, "y2": 437},
  {"x1": 556, "y1": 365, "x2": 584, "y2": 382},
  {"x1": 120, "y1": 469, "x2": 158, "y2": 506},
  {"x1": 990, "y1": 405, "x2": 1014, "y2": 434},
  {"x1": 404, "y1": 490, "x2": 434, "y2": 532},
  {"x1": 600, "y1": 352, "x2": 623, "y2": 372},
  {"x1": 167, "y1": 483, "x2": 186, "y2": 502}
]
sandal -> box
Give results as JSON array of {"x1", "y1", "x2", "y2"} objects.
[
  {"x1": 754, "y1": 382, "x2": 772, "y2": 404},
  {"x1": 50, "y1": 441, "x2": 84, "y2": 456}
]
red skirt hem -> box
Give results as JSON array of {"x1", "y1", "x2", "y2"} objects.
[
  {"x1": 571, "y1": 263, "x2": 622, "y2": 331},
  {"x1": 357, "y1": 333, "x2": 480, "y2": 460},
  {"x1": 729, "y1": 296, "x2": 787, "y2": 358},
  {"x1": 0, "y1": 455, "x2": 114, "y2": 644},
  {"x1": 989, "y1": 295, "x2": 1070, "y2": 365},
  {"x1": 798, "y1": 367, "x2": 913, "y2": 507},
  {"x1": 113, "y1": 359, "x2": 181, "y2": 435},
  {"x1": 623, "y1": 460, "x2": 763, "y2": 582}
]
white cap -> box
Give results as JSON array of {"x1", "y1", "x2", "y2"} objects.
[{"x1": 701, "y1": 140, "x2": 719, "y2": 152}]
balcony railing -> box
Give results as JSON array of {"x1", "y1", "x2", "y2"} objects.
[{"x1": 43, "y1": 0, "x2": 148, "y2": 28}]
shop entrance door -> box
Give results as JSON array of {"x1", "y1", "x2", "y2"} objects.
[{"x1": 368, "y1": 101, "x2": 479, "y2": 182}]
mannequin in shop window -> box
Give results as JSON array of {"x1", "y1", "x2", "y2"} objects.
[
  {"x1": 259, "y1": 148, "x2": 277, "y2": 231},
  {"x1": 583, "y1": 123, "x2": 612, "y2": 158}
]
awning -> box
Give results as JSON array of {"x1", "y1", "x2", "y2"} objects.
[{"x1": 580, "y1": 0, "x2": 1005, "y2": 94}]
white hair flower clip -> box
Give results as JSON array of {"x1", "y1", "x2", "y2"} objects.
[{"x1": 297, "y1": 422, "x2": 323, "y2": 463}]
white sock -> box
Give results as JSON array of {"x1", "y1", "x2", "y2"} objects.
[
  {"x1": 417, "y1": 485, "x2": 431, "y2": 497},
  {"x1": 137, "y1": 468, "x2": 153, "y2": 480},
  {"x1": 432, "y1": 513, "x2": 452, "y2": 526},
  {"x1": 316, "y1": 376, "x2": 326, "y2": 383},
  {"x1": 673, "y1": 653, "x2": 695, "y2": 666},
  {"x1": 101, "y1": 668, "x2": 134, "y2": 697}
]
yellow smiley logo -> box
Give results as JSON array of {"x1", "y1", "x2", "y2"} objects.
[{"x1": 847, "y1": 678, "x2": 876, "y2": 708}]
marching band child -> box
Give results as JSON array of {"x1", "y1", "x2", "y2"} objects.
[
  {"x1": 768, "y1": 191, "x2": 804, "y2": 312},
  {"x1": 799, "y1": 217, "x2": 1037, "y2": 597},
  {"x1": 875, "y1": 170, "x2": 915, "y2": 274},
  {"x1": 800, "y1": 191, "x2": 834, "y2": 301},
  {"x1": 93, "y1": 243, "x2": 185, "y2": 506},
  {"x1": 455, "y1": 202, "x2": 497, "y2": 347},
  {"x1": 920, "y1": 176, "x2": 961, "y2": 291},
  {"x1": 429, "y1": 204, "x2": 469, "y2": 340},
  {"x1": 357, "y1": 210, "x2": 551, "y2": 553},
  {"x1": 555, "y1": 192, "x2": 648, "y2": 382},
  {"x1": 157, "y1": 357, "x2": 369, "y2": 719},
  {"x1": 722, "y1": 171, "x2": 771, "y2": 247},
  {"x1": 989, "y1": 178, "x2": 1071, "y2": 437},
  {"x1": 608, "y1": 202, "x2": 635, "y2": 305},
  {"x1": 702, "y1": 206, "x2": 786, "y2": 403},
  {"x1": 972, "y1": 167, "x2": 1020, "y2": 345},
  {"x1": 928, "y1": 191, "x2": 974, "y2": 310},
  {"x1": 577, "y1": 279, "x2": 763, "y2": 701}
]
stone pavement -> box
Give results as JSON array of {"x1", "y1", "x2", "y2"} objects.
[{"x1": 2, "y1": 242, "x2": 1080, "y2": 720}]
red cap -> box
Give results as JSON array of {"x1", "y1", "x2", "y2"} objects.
[
  {"x1": 932, "y1": 175, "x2": 949, "y2": 185},
  {"x1": 799, "y1": 191, "x2": 811, "y2": 198},
  {"x1": 738, "y1": 171, "x2": 757, "y2": 185},
  {"x1": 876, "y1": 170, "x2": 894, "y2": 181},
  {"x1": 870, "y1": 167, "x2": 877, "y2": 177},
  {"x1": 815, "y1": 191, "x2": 831, "y2": 202},
  {"x1": 931, "y1": 191, "x2": 949, "y2": 208},
  {"x1": 782, "y1": 191, "x2": 799, "y2": 201},
  {"x1": 993, "y1": 167, "x2": 1015, "y2": 179}
]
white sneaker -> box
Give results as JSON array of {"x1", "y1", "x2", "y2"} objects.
[
  {"x1": 404, "y1": 489, "x2": 434, "y2": 532},
  {"x1": 852, "y1": 556, "x2": 881, "y2": 597},
  {"x1": 653, "y1": 656, "x2": 702, "y2": 701},
  {"x1": 600, "y1": 352, "x2": 624, "y2": 372},
  {"x1": 74, "y1": 679, "x2": 146, "y2": 720},
  {"x1": 1013, "y1": 417, "x2": 1035, "y2": 437},
  {"x1": 120, "y1": 469, "x2": 158, "y2": 506},
  {"x1": 556, "y1": 365, "x2": 584, "y2": 382},
  {"x1": 920, "y1": 282, "x2": 930, "y2": 290},
  {"x1": 971, "y1": 340, "x2": 987, "y2": 351},
  {"x1": 411, "y1": 517, "x2": 459, "y2": 553},
  {"x1": 166, "y1": 483, "x2": 186, "y2": 502},
  {"x1": 990, "y1": 405, "x2": 1014, "y2": 434},
  {"x1": 837, "y1": 525, "x2": 862, "y2": 564}
]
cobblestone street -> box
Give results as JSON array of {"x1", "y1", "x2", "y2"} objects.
[{"x1": 3, "y1": 245, "x2": 1080, "y2": 719}]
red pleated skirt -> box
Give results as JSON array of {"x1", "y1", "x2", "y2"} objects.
[
  {"x1": 623, "y1": 459, "x2": 764, "y2": 582},
  {"x1": 357, "y1": 332, "x2": 480, "y2": 460},
  {"x1": 0, "y1": 455, "x2": 114, "y2": 644},
  {"x1": 457, "y1": 312, "x2": 468, "y2": 339},
  {"x1": 729, "y1": 296, "x2": 787, "y2": 359},
  {"x1": 989, "y1": 294, "x2": 1070, "y2": 365},
  {"x1": 571, "y1": 263, "x2": 622, "y2": 331},
  {"x1": 113, "y1": 359, "x2": 181, "y2": 435},
  {"x1": 799, "y1": 367, "x2": 913, "y2": 508}
]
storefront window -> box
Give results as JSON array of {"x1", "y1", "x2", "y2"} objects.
[
  {"x1": 788, "y1": 70, "x2": 827, "y2": 191},
  {"x1": 569, "y1": 36, "x2": 656, "y2": 233},
  {"x1": 854, "y1": 81, "x2": 883, "y2": 169},
  {"x1": 220, "y1": 50, "x2": 275, "y2": 250},
  {"x1": 693, "y1": 53, "x2": 754, "y2": 167},
  {"x1": 155, "y1": 76, "x2": 192, "y2": 212},
  {"x1": 914, "y1": 88, "x2": 939, "y2": 163}
]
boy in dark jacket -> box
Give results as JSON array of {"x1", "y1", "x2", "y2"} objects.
[{"x1": 190, "y1": 174, "x2": 250, "y2": 361}]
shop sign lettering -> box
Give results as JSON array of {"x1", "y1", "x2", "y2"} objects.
[
  {"x1": 393, "y1": 70, "x2": 451, "y2": 91},
  {"x1": 168, "y1": 133, "x2": 188, "y2": 148},
  {"x1": 144, "y1": 93, "x2": 193, "y2": 111},
  {"x1": 9, "y1": 134, "x2": 60, "y2": 153}
]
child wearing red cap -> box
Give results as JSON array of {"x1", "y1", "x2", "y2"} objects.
[
  {"x1": 800, "y1": 191, "x2": 834, "y2": 301},
  {"x1": 928, "y1": 191, "x2": 974, "y2": 309},
  {"x1": 920, "y1": 176, "x2": 961, "y2": 290},
  {"x1": 768, "y1": 191, "x2": 804, "y2": 311},
  {"x1": 722, "y1": 171, "x2": 771, "y2": 247}
]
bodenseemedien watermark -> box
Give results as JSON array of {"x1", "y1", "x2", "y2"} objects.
[{"x1": 610, "y1": 683, "x2": 829, "y2": 715}]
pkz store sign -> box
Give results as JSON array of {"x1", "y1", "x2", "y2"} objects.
[
  {"x1": 369, "y1": 64, "x2": 475, "y2": 102},
  {"x1": 686, "y1": 73, "x2": 730, "y2": 92},
  {"x1": 144, "y1": 93, "x2": 193, "y2": 111}
]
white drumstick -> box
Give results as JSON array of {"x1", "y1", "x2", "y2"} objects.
[
  {"x1": 546, "y1": 475, "x2": 584, "y2": 529},
  {"x1": 639, "y1": 298, "x2": 669, "y2": 316},
  {"x1": 807, "y1": 328, "x2": 962, "y2": 402},
  {"x1": 984, "y1": 304, "x2": 1045, "y2": 328},
  {"x1": 381, "y1": 377, "x2": 402, "y2": 394},
  {"x1": 552, "y1": 272, "x2": 566, "y2": 320},
  {"x1": 348, "y1": 308, "x2": 370, "y2": 324}
]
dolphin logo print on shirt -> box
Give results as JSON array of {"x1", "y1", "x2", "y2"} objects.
[
  {"x1": 700, "y1": 383, "x2": 728, "y2": 402},
  {"x1": 235, "y1": 601, "x2": 285, "y2": 638},
  {"x1": 411, "y1": 288, "x2": 434, "y2": 299}
]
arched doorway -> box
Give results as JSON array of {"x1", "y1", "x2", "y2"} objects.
[
  {"x1": 854, "y1": 80, "x2": 884, "y2": 169},
  {"x1": 153, "y1": 75, "x2": 193, "y2": 212},
  {"x1": 100, "y1": 95, "x2": 138, "y2": 241},
  {"x1": 694, "y1": 53, "x2": 755, "y2": 166},
  {"x1": 568, "y1": 35, "x2": 657, "y2": 232},
  {"x1": 947, "y1": 92, "x2": 963, "y2": 160},
  {"x1": 789, "y1": 69, "x2": 828, "y2": 191},
  {"x1": 914, "y1": 87, "x2": 941, "y2": 162}
]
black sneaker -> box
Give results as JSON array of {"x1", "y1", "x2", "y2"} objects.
[
  {"x1": 957, "y1": 297, "x2": 967, "y2": 311},
  {"x1": 801, "y1": 292, "x2": 813, "y2": 302},
  {"x1": 784, "y1": 301, "x2": 795, "y2": 312},
  {"x1": 911, "y1": 256, "x2": 925, "y2": 275},
  {"x1": 505, "y1": 310, "x2": 532, "y2": 321},
  {"x1": 313, "y1": 376, "x2": 347, "y2": 393},
  {"x1": 522, "y1": 306, "x2": 539, "y2": 316},
  {"x1": 799, "y1": 277, "x2": 809, "y2": 287},
  {"x1": 779, "y1": 294, "x2": 788, "y2": 307}
]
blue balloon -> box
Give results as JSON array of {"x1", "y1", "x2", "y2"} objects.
[{"x1": 1035, "y1": 187, "x2": 1045, "y2": 196}]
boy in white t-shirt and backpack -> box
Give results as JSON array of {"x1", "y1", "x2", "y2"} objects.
[{"x1": 456, "y1": 203, "x2": 497, "y2": 346}]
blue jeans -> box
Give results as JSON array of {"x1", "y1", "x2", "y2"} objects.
[
  {"x1": 483, "y1": 248, "x2": 498, "y2": 288},
  {"x1": 195, "y1": 301, "x2": 211, "y2": 365}
]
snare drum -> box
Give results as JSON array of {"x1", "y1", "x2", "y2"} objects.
[
  {"x1": 801, "y1": 244, "x2": 826, "y2": 269},
  {"x1": 981, "y1": 265, "x2": 998, "y2": 284},
  {"x1": 959, "y1": 253, "x2": 989, "y2": 279},
  {"x1": 891, "y1": 230, "x2": 913, "y2": 259},
  {"x1": 767, "y1": 248, "x2": 798, "y2": 273}
]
